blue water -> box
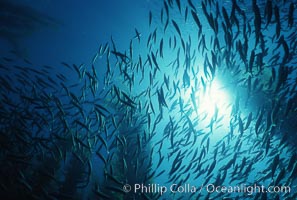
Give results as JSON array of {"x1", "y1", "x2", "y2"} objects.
[{"x1": 0, "y1": 0, "x2": 297, "y2": 199}]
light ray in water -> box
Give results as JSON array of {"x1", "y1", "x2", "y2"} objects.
[{"x1": 199, "y1": 78, "x2": 231, "y2": 121}]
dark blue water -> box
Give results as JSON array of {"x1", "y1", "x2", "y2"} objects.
[{"x1": 0, "y1": 0, "x2": 297, "y2": 199}]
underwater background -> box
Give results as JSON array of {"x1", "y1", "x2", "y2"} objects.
[{"x1": 0, "y1": 0, "x2": 297, "y2": 199}]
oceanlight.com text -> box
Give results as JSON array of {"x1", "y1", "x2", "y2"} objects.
[
  {"x1": 123, "y1": 183, "x2": 291, "y2": 196},
  {"x1": 206, "y1": 184, "x2": 291, "y2": 195}
]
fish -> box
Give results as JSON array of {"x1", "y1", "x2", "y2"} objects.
[
  {"x1": 184, "y1": 7, "x2": 188, "y2": 22},
  {"x1": 187, "y1": 0, "x2": 196, "y2": 12},
  {"x1": 191, "y1": 10, "x2": 202, "y2": 36},
  {"x1": 207, "y1": 159, "x2": 217, "y2": 176},
  {"x1": 271, "y1": 154, "x2": 279, "y2": 177},
  {"x1": 287, "y1": 153, "x2": 297, "y2": 171},
  {"x1": 175, "y1": 0, "x2": 181, "y2": 13},
  {"x1": 252, "y1": 0, "x2": 261, "y2": 46},
  {"x1": 111, "y1": 50, "x2": 130, "y2": 64},
  {"x1": 151, "y1": 51, "x2": 160, "y2": 71},
  {"x1": 274, "y1": 5, "x2": 281, "y2": 38},
  {"x1": 171, "y1": 19, "x2": 182, "y2": 38},
  {"x1": 288, "y1": 163, "x2": 297, "y2": 183},
  {"x1": 149, "y1": 11, "x2": 152, "y2": 27},
  {"x1": 244, "y1": 112, "x2": 253, "y2": 130},
  {"x1": 159, "y1": 38, "x2": 164, "y2": 58},
  {"x1": 264, "y1": 0, "x2": 273, "y2": 28},
  {"x1": 238, "y1": 115, "x2": 244, "y2": 136},
  {"x1": 169, "y1": 158, "x2": 183, "y2": 176},
  {"x1": 274, "y1": 168, "x2": 285, "y2": 185},
  {"x1": 182, "y1": 69, "x2": 190, "y2": 88},
  {"x1": 255, "y1": 107, "x2": 264, "y2": 136},
  {"x1": 157, "y1": 87, "x2": 168, "y2": 108},
  {"x1": 134, "y1": 28, "x2": 141, "y2": 42},
  {"x1": 248, "y1": 50, "x2": 255, "y2": 74},
  {"x1": 222, "y1": 6, "x2": 231, "y2": 29},
  {"x1": 288, "y1": 2, "x2": 295, "y2": 28},
  {"x1": 164, "y1": 73, "x2": 170, "y2": 90}
]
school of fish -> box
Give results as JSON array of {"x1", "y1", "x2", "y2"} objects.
[{"x1": 0, "y1": 0, "x2": 297, "y2": 199}]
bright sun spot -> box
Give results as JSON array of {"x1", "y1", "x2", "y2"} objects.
[
  {"x1": 180, "y1": 75, "x2": 233, "y2": 142},
  {"x1": 181, "y1": 75, "x2": 232, "y2": 134},
  {"x1": 198, "y1": 78, "x2": 231, "y2": 121}
]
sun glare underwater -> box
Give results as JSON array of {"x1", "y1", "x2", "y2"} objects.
[{"x1": 1, "y1": 0, "x2": 297, "y2": 199}]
